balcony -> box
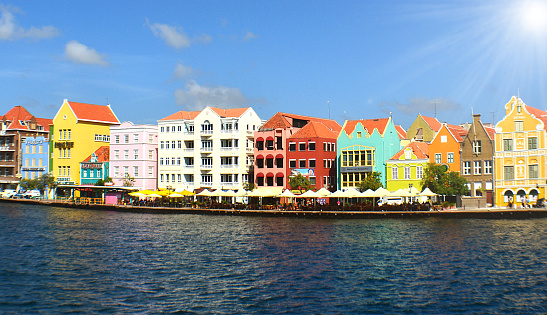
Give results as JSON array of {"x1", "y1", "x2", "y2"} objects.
[
  {"x1": 220, "y1": 147, "x2": 238, "y2": 152},
  {"x1": 183, "y1": 165, "x2": 194, "y2": 170},
  {"x1": 184, "y1": 131, "x2": 194, "y2": 136},
  {"x1": 220, "y1": 181, "x2": 239, "y2": 189},
  {"x1": 246, "y1": 130, "x2": 254, "y2": 137},
  {"x1": 200, "y1": 164, "x2": 213, "y2": 170},
  {"x1": 220, "y1": 164, "x2": 239, "y2": 169},
  {"x1": 200, "y1": 147, "x2": 213, "y2": 153},
  {"x1": 200, "y1": 181, "x2": 213, "y2": 187},
  {"x1": 200, "y1": 130, "x2": 213, "y2": 136}
]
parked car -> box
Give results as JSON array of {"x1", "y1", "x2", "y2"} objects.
[
  {"x1": 25, "y1": 190, "x2": 41, "y2": 199},
  {"x1": 377, "y1": 197, "x2": 404, "y2": 206},
  {"x1": 0, "y1": 189, "x2": 17, "y2": 198}
]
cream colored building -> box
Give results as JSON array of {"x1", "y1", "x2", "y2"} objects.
[{"x1": 157, "y1": 106, "x2": 262, "y2": 191}]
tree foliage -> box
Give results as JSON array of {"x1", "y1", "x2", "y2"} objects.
[
  {"x1": 421, "y1": 163, "x2": 468, "y2": 196},
  {"x1": 288, "y1": 173, "x2": 312, "y2": 193},
  {"x1": 243, "y1": 182, "x2": 256, "y2": 191},
  {"x1": 122, "y1": 173, "x2": 135, "y2": 187},
  {"x1": 357, "y1": 171, "x2": 383, "y2": 192},
  {"x1": 19, "y1": 173, "x2": 57, "y2": 192}
]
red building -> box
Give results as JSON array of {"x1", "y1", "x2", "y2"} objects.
[
  {"x1": 254, "y1": 113, "x2": 340, "y2": 189},
  {"x1": 286, "y1": 121, "x2": 340, "y2": 191}
]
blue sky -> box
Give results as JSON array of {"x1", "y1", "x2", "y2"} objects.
[{"x1": 3, "y1": 0, "x2": 547, "y2": 129}]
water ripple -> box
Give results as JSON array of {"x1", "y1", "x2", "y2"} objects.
[{"x1": 0, "y1": 204, "x2": 546, "y2": 314}]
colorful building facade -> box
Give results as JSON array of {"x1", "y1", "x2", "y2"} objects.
[
  {"x1": 158, "y1": 106, "x2": 262, "y2": 191},
  {"x1": 337, "y1": 117, "x2": 402, "y2": 189},
  {"x1": 460, "y1": 114, "x2": 495, "y2": 203},
  {"x1": 254, "y1": 112, "x2": 340, "y2": 190},
  {"x1": 51, "y1": 100, "x2": 120, "y2": 185},
  {"x1": 428, "y1": 123, "x2": 467, "y2": 173},
  {"x1": 21, "y1": 136, "x2": 49, "y2": 180},
  {"x1": 80, "y1": 146, "x2": 109, "y2": 185},
  {"x1": 0, "y1": 106, "x2": 51, "y2": 190},
  {"x1": 494, "y1": 96, "x2": 547, "y2": 206},
  {"x1": 285, "y1": 121, "x2": 340, "y2": 190},
  {"x1": 385, "y1": 141, "x2": 429, "y2": 191},
  {"x1": 110, "y1": 121, "x2": 158, "y2": 190}
]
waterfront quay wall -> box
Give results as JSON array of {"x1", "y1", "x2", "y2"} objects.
[{"x1": 2, "y1": 198, "x2": 547, "y2": 219}]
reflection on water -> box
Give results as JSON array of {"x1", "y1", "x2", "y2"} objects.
[{"x1": 0, "y1": 203, "x2": 546, "y2": 314}]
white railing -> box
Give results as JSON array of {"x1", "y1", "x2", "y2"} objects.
[
  {"x1": 200, "y1": 130, "x2": 213, "y2": 135},
  {"x1": 200, "y1": 147, "x2": 213, "y2": 152},
  {"x1": 200, "y1": 181, "x2": 213, "y2": 187},
  {"x1": 200, "y1": 165, "x2": 213, "y2": 169},
  {"x1": 220, "y1": 164, "x2": 239, "y2": 169}
]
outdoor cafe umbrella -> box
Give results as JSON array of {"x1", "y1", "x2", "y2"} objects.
[
  {"x1": 278, "y1": 189, "x2": 296, "y2": 198},
  {"x1": 297, "y1": 190, "x2": 319, "y2": 198},
  {"x1": 179, "y1": 189, "x2": 195, "y2": 196},
  {"x1": 374, "y1": 187, "x2": 392, "y2": 197},
  {"x1": 315, "y1": 187, "x2": 332, "y2": 197},
  {"x1": 147, "y1": 193, "x2": 162, "y2": 198},
  {"x1": 344, "y1": 187, "x2": 362, "y2": 198},
  {"x1": 168, "y1": 193, "x2": 184, "y2": 198},
  {"x1": 359, "y1": 189, "x2": 376, "y2": 198},
  {"x1": 234, "y1": 189, "x2": 248, "y2": 197},
  {"x1": 329, "y1": 190, "x2": 347, "y2": 198},
  {"x1": 420, "y1": 187, "x2": 437, "y2": 196},
  {"x1": 129, "y1": 192, "x2": 147, "y2": 198},
  {"x1": 197, "y1": 189, "x2": 213, "y2": 196}
]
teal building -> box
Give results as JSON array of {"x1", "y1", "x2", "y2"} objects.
[{"x1": 337, "y1": 117, "x2": 403, "y2": 189}]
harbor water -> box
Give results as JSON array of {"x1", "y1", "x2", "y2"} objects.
[{"x1": 0, "y1": 202, "x2": 546, "y2": 314}]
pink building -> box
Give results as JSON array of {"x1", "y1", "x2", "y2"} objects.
[
  {"x1": 110, "y1": 121, "x2": 158, "y2": 190},
  {"x1": 254, "y1": 113, "x2": 341, "y2": 189}
]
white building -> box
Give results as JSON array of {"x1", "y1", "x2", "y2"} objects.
[
  {"x1": 157, "y1": 106, "x2": 262, "y2": 191},
  {"x1": 110, "y1": 121, "x2": 158, "y2": 190}
]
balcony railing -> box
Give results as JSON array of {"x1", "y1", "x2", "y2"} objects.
[
  {"x1": 220, "y1": 147, "x2": 238, "y2": 151},
  {"x1": 200, "y1": 147, "x2": 213, "y2": 153},
  {"x1": 184, "y1": 131, "x2": 194, "y2": 136},
  {"x1": 220, "y1": 164, "x2": 239, "y2": 168},
  {"x1": 200, "y1": 181, "x2": 213, "y2": 187},
  {"x1": 200, "y1": 130, "x2": 213, "y2": 136},
  {"x1": 200, "y1": 165, "x2": 213, "y2": 170},
  {"x1": 184, "y1": 148, "x2": 194, "y2": 153}
]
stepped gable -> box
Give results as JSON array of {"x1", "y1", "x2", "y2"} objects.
[
  {"x1": 1, "y1": 105, "x2": 52, "y2": 131},
  {"x1": 390, "y1": 141, "x2": 429, "y2": 160},
  {"x1": 260, "y1": 112, "x2": 341, "y2": 132},
  {"x1": 67, "y1": 101, "x2": 120, "y2": 124},
  {"x1": 83, "y1": 146, "x2": 110, "y2": 162},
  {"x1": 343, "y1": 118, "x2": 390, "y2": 136},
  {"x1": 289, "y1": 121, "x2": 339, "y2": 139}
]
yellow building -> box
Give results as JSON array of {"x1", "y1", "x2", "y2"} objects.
[
  {"x1": 494, "y1": 96, "x2": 547, "y2": 206},
  {"x1": 385, "y1": 141, "x2": 429, "y2": 191},
  {"x1": 51, "y1": 100, "x2": 120, "y2": 185}
]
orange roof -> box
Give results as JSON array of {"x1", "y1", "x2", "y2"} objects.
[
  {"x1": 395, "y1": 125, "x2": 407, "y2": 139},
  {"x1": 526, "y1": 105, "x2": 547, "y2": 129},
  {"x1": 83, "y1": 146, "x2": 110, "y2": 163},
  {"x1": 260, "y1": 112, "x2": 341, "y2": 133},
  {"x1": 289, "y1": 121, "x2": 339, "y2": 139},
  {"x1": 1, "y1": 105, "x2": 52, "y2": 131},
  {"x1": 159, "y1": 110, "x2": 201, "y2": 121},
  {"x1": 343, "y1": 118, "x2": 390, "y2": 136},
  {"x1": 67, "y1": 101, "x2": 120, "y2": 124},
  {"x1": 209, "y1": 107, "x2": 249, "y2": 118},
  {"x1": 421, "y1": 115, "x2": 442, "y2": 131},
  {"x1": 484, "y1": 126, "x2": 495, "y2": 140},
  {"x1": 391, "y1": 141, "x2": 429, "y2": 160},
  {"x1": 447, "y1": 124, "x2": 467, "y2": 142}
]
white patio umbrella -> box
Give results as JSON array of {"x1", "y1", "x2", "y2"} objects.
[
  {"x1": 197, "y1": 189, "x2": 213, "y2": 196},
  {"x1": 359, "y1": 189, "x2": 376, "y2": 198},
  {"x1": 297, "y1": 190, "x2": 319, "y2": 198},
  {"x1": 315, "y1": 188, "x2": 332, "y2": 197},
  {"x1": 168, "y1": 193, "x2": 184, "y2": 198},
  {"x1": 329, "y1": 190, "x2": 347, "y2": 198},
  {"x1": 278, "y1": 189, "x2": 297, "y2": 198},
  {"x1": 420, "y1": 187, "x2": 438, "y2": 196},
  {"x1": 344, "y1": 187, "x2": 362, "y2": 198},
  {"x1": 374, "y1": 187, "x2": 392, "y2": 197},
  {"x1": 234, "y1": 189, "x2": 249, "y2": 197}
]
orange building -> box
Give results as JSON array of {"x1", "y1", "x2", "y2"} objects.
[{"x1": 428, "y1": 123, "x2": 467, "y2": 172}]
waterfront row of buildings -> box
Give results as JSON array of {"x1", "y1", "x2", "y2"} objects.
[{"x1": 0, "y1": 96, "x2": 544, "y2": 206}]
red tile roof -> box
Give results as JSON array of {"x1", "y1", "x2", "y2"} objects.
[
  {"x1": 260, "y1": 112, "x2": 341, "y2": 133},
  {"x1": 159, "y1": 110, "x2": 201, "y2": 121},
  {"x1": 421, "y1": 115, "x2": 442, "y2": 131},
  {"x1": 83, "y1": 146, "x2": 110, "y2": 163},
  {"x1": 209, "y1": 107, "x2": 250, "y2": 118},
  {"x1": 289, "y1": 121, "x2": 339, "y2": 139},
  {"x1": 390, "y1": 141, "x2": 429, "y2": 160},
  {"x1": 395, "y1": 125, "x2": 407, "y2": 139},
  {"x1": 484, "y1": 126, "x2": 495, "y2": 140},
  {"x1": 526, "y1": 104, "x2": 547, "y2": 129},
  {"x1": 447, "y1": 124, "x2": 468, "y2": 142},
  {"x1": 67, "y1": 101, "x2": 120, "y2": 124},
  {"x1": 342, "y1": 118, "x2": 390, "y2": 136},
  {"x1": 1, "y1": 106, "x2": 52, "y2": 132}
]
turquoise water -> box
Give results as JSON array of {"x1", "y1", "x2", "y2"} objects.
[{"x1": 0, "y1": 202, "x2": 546, "y2": 314}]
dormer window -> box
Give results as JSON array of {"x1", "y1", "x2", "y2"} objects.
[{"x1": 19, "y1": 120, "x2": 26, "y2": 126}]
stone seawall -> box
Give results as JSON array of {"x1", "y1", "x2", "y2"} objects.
[{"x1": 2, "y1": 198, "x2": 547, "y2": 219}]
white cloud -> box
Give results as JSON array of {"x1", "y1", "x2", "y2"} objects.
[
  {"x1": 0, "y1": 5, "x2": 60, "y2": 41},
  {"x1": 244, "y1": 31, "x2": 258, "y2": 41},
  {"x1": 379, "y1": 96, "x2": 461, "y2": 115},
  {"x1": 64, "y1": 40, "x2": 109, "y2": 66},
  {"x1": 172, "y1": 62, "x2": 195, "y2": 80},
  {"x1": 175, "y1": 80, "x2": 250, "y2": 110},
  {"x1": 145, "y1": 18, "x2": 212, "y2": 49}
]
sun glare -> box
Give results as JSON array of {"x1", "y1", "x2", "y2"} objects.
[{"x1": 519, "y1": 0, "x2": 547, "y2": 34}]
